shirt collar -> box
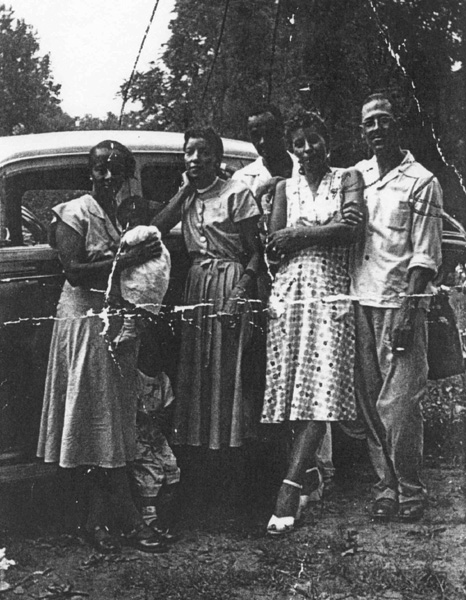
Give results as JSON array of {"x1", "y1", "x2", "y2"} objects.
[
  {"x1": 87, "y1": 194, "x2": 121, "y2": 241},
  {"x1": 197, "y1": 176, "x2": 219, "y2": 194},
  {"x1": 364, "y1": 150, "x2": 414, "y2": 188}
]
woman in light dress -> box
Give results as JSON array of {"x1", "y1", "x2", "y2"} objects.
[
  {"x1": 262, "y1": 113, "x2": 364, "y2": 535},
  {"x1": 38, "y1": 140, "x2": 167, "y2": 553}
]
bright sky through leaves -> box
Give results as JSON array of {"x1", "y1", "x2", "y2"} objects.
[{"x1": 10, "y1": 0, "x2": 174, "y2": 118}]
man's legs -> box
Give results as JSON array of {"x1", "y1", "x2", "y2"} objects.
[
  {"x1": 377, "y1": 308, "x2": 427, "y2": 505},
  {"x1": 354, "y1": 304, "x2": 397, "y2": 502},
  {"x1": 355, "y1": 304, "x2": 427, "y2": 507}
]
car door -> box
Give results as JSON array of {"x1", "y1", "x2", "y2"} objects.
[{"x1": 0, "y1": 158, "x2": 90, "y2": 464}]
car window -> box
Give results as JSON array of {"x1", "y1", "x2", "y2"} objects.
[
  {"x1": 141, "y1": 164, "x2": 184, "y2": 211},
  {"x1": 21, "y1": 190, "x2": 88, "y2": 245},
  {"x1": 3, "y1": 166, "x2": 91, "y2": 247}
]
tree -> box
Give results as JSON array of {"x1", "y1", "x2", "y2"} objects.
[
  {"x1": 122, "y1": 0, "x2": 284, "y2": 136},
  {"x1": 0, "y1": 4, "x2": 73, "y2": 135},
  {"x1": 123, "y1": 0, "x2": 466, "y2": 217}
]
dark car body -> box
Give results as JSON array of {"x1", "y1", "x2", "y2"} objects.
[{"x1": 0, "y1": 130, "x2": 256, "y2": 479}]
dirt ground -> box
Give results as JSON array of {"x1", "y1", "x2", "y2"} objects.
[{"x1": 1, "y1": 459, "x2": 465, "y2": 600}]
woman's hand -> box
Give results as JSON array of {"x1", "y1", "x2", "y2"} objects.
[
  {"x1": 221, "y1": 285, "x2": 249, "y2": 330},
  {"x1": 267, "y1": 228, "x2": 300, "y2": 259},
  {"x1": 118, "y1": 239, "x2": 162, "y2": 269}
]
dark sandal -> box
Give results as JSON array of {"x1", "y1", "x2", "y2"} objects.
[{"x1": 85, "y1": 525, "x2": 121, "y2": 554}]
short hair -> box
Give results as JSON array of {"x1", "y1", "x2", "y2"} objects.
[
  {"x1": 183, "y1": 127, "x2": 224, "y2": 164},
  {"x1": 89, "y1": 140, "x2": 136, "y2": 180},
  {"x1": 286, "y1": 110, "x2": 330, "y2": 148},
  {"x1": 362, "y1": 92, "x2": 396, "y2": 117},
  {"x1": 247, "y1": 103, "x2": 284, "y2": 130}
]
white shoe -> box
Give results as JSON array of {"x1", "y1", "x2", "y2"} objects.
[
  {"x1": 266, "y1": 514, "x2": 295, "y2": 536},
  {"x1": 266, "y1": 479, "x2": 302, "y2": 536}
]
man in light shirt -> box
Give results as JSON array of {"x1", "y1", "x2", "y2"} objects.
[
  {"x1": 351, "y1": 93, "x2": 443, "y2": 523},
  {"x1": 232, "y1": 103, "x2": 299, "y2": 223}
]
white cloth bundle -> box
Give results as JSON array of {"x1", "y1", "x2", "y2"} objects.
[{"x1": 120, "y1": 225, "x2": 171, "y2": 314}]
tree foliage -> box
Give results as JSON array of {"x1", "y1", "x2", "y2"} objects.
[
  {"x1": 123, "y1": 0, "x2": 466, "y2": 216},
  {"x1": 0, "y1": 4, "x2": 74, "y2": 135}
]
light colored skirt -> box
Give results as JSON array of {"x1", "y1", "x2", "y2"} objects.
[
  {"x1": 37, "y1": 281, "x2": 139, "y2": 468},
  {"x1": 173, "y1": 259, "x2": 256, "y2": 449},
  {"x1": 262, "y1": 248, "x2": 357, "y2": 423}
]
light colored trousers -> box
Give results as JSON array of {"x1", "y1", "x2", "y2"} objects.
[
  {"x1": 354, "y1": 303, "x2": 427, "y2": 504},
  {"x1": 316, "y1": 423, "x2": 334, "y2": 481}
]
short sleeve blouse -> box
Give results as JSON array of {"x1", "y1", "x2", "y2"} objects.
[
  {"x1": 182, "y1": 178, "x2": 260, "y2": 263},
  {"x1": 52, "y1": 194, "x2": 121, "y2": 263}
]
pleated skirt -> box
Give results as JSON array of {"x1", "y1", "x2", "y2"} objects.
[{"x1": 172, "y1": 259, "x2": 256, "y2": 449}]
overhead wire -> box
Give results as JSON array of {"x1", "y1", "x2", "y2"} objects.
[
  {"x1": 367, "y1": 0, "x2": 466, "y2": 196},
  {"x1": 119, "y1": 0, "x2": 161, "y2": 127},
  {"x1": 200, "y1": 0, "x2": 231, "y2": 107},
  {"x1": 267, "y1": 0, "x2": 281, "y2": 103}
]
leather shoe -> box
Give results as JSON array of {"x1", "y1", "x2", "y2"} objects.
[
  {"x1": 123, "y1": 526, "x2": 169, "y2": 553},
  {"x1": 398, "y1": 501, "x2": 424, "y2": 522},
  {"x1": 371, "y1": 498, "x2": 398, "y2": 522}
]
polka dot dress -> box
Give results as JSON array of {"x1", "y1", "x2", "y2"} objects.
[{"x1": 261, "y1": 170, "x2": 357, "y2": 423}]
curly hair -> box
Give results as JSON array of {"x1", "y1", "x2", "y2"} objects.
[{"x1": 286, "y1": 110, "x2": 330, "y2": 149}]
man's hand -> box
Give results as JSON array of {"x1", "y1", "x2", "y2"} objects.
[
  {"x1": 255, "y1": 176, "x2": 284, "y2": 203},
  {"x1": 339, "y1": 201, "x2": 364, "y2": 226},
  {"x1": 391, "y1": 300, "x2": 417, "y2": 354}
]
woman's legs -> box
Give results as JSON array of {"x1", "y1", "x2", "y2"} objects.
[
  {"x1": 85, "y1": 467, "x2": 110, "y2": 532},
  {"x1": 106, "y1": 467, "x2": 153, "y2": 532},
  {"x1": 274, "y1": 421, "x2": 326, "y2": 518}
]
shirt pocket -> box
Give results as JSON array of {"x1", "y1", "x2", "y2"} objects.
[{"x1": 386, "y1": 202, "x2": 411, "y2": 231}]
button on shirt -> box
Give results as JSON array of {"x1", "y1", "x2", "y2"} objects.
[
  {"x1": 350, "y1": 151, "x2": 443, "y2": 308},
  {"x1": 181, "y1": 177, "x2": 260, "y2": 264}
]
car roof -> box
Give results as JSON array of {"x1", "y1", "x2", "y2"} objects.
[{"x1": 0, "y1": 130, "x2": 258, "y2": 167}]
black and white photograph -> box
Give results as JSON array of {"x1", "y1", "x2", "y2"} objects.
[{"x1": 0, "y1": 1, "x2": 465, "y2": 598}]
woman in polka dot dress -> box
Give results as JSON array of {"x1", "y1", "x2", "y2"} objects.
[{"x1": 262, "y1": 113, "x2": 364, "y2": 535}]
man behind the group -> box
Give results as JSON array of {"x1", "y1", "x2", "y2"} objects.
[
  {"x1": 351, "y1": 93, "x2": 443, "y2": 523},
  {"x1": 232, "y1": 103, "x2": 299, "y2": 221}
]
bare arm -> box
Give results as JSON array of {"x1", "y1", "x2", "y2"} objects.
[
  {"x1": 268, "y1": 169, "x2": 364, "y2": 257},
  {"x1": 56, "y1": 221, "x2": 161, "y2": 288},
  {"x1": 268, "y1": 179, "x2": 287, "y2": 234},
  {"x1": 223, "y1": 215, "x2": 264, "y2": 314},
  {"x1": 238, "y1": 216, "x2": 263, "y2": 291},
  {"x1": 152, "y1": 182, "x2": 195, "y2": 236}
]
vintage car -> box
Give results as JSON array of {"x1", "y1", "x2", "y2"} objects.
[{"x1": 0, "y1": 130, "x2": 256, "y2": 482}]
